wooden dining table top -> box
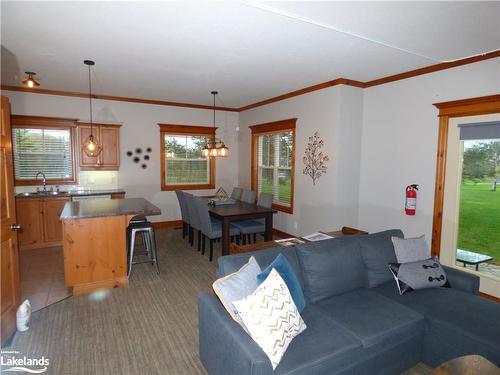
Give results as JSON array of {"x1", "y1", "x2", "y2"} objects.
[{"x1": 208, "y1": 200, "x2": 276, "y2": 219}]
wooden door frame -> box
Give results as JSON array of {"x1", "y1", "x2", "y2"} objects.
[{"x1": 431, "y1": 94, "x2": 500, "y2": 257}]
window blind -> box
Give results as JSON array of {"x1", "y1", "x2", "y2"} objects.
[
  {"x1": 459, "y1": 121, "x2": 500, "y2": 141},
  {"x1": 164, "y1": 134, "x2": 210, "y2": 185},
  {"x1": 256, "y1": 131, "x2": 293, "y2": 207},
  {"x1": 12, "y1": 128, "x2": 73, "y2": 180}
]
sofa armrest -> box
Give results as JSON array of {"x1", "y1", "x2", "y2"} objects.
[
  {"x1": 198, "y1": 293, "x2": 273, "y2": 375},
  {"x1": 443, "y1": 265, "x2": 480, "y2": 295}
]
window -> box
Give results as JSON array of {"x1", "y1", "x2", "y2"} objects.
[
  {"x1": 251, "y1": 118, "x2": 296, "y2": 213},
  {"x1": 159, "y1": 124, "x2": 216, "y2": 190},
  {"x1": 11, "y1": 116, "x2": 77, "y2": 185}
]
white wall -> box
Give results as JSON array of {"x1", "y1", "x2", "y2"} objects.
[
  {"x1": 4, "y1": 91, "x2": 240, "y2": 222},
  {"x1": 358, "y1": 58, "x2": 500, "y2": 240},
  {"x1": 239, "y1": 85, "x2": 364, "y2": 235}
]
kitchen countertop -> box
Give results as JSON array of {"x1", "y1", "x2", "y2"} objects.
[
  {"x1": 15, "y1": 189, "x2": 126, "y2": 199},
  {"x1": 60, "y1": 197, "x2": 161, "y2": 221}
]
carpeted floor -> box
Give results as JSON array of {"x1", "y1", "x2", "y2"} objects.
[{"x1": 5, "y1": 228, "x2": 431, "y2": 375}]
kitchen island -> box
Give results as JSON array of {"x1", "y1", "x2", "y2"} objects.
[{"x1": 60, "y1": 198, "x2": 161, "y2": 295}]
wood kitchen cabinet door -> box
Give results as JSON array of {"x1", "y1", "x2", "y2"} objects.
[
  {"x1": 78, "y1": 125, "x2": 100, "y2": 168},
  {"x1": 42, "y1": 197, "x2": 70, "y2": 242},
  {"x1": 99, "y1": 126, "x2": 120, "y2": 169},
  {"x1": 16, "y1": 199, "x2": 43, "y2": 247},
  {"x1": 78, "y1": 123, "x2": 120, "y2": 170}
]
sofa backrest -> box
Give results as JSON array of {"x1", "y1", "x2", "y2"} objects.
[
  {"x1": 358, "y1": 229, "x2": 404, "y2": 288},
  {"x1": 295, "y1": 237, "x2": 366, "y2": 303},
  {"x1": 216, "y1": 229, "x2": 404, "y2": 304},
  {"x1": 217, "y1": 246, "x2": 306, "y2": 291}
]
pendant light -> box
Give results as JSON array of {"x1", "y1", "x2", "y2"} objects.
[
  {"x1": 202, "y1": 91, "x2": 229, "y2": 158},
  {"x1": 22, "y1": 72, "x2": 40, "y2": 88},
  {"x1": 82, "y1": 60, "x2": 102, "y2": 157}
]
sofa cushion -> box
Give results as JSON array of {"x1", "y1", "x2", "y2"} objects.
[
  {"x1": 234, "y1": 269, "x2": 307, "y2": 370},
  {"x1": 374, "y1": 281, "x2": 500, "y2": 353},
  {"x1": 389, "y1": 257, "x2": 449, "y2": 295},
  {"x1": 391, "y1": 235, "x2": 430, "y2": 263},
  {"x1": 316, "y1": 289, "x2": 424, "y2": 348},
  {"x1": 359, "y1": 229, "x2": 403, "y2": 288},
  {"x1": 257, "y1": 253, "x2": 306, "y2": 312},
  {"x1": 274, "y1": 305, "x2": 362, "y2": 375},
  {"x1": 212, "y1": 256, "x2": 261, "y2": 328},
  {"x1": 217, "y1": 247, "x2": 306, "y2": 291},
  {"x1": 295, "y1": 237, "x2": 365, "y2": 303}
]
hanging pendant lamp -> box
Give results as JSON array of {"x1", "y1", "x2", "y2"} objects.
[
  {"x1": 82, "y1": 60, "x2": 102, "y2": 157},
  {"x1": 202, "y1": 91, "x2": 229, "y2": 158}
]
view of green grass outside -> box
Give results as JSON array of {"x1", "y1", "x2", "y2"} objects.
[
  {"x1": 260, "y1": 178, "x2": 291, "y2": 205},
  {"x1": 458, "y1": 181, "x2": 500, "y2": 265}
]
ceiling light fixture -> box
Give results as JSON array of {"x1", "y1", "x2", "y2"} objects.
[
  {"x1": 82, "y1": 60, "x2": 102, "y2": 157},
  {"x1": 22, "y1": 71, "x2": 40, "y2": 88},
  {"x1": 202, "y1": 91, "x2": 229, "y2": 158}
]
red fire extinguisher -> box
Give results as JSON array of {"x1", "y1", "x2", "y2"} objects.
[{"x1": 405, "y1": 184, "x2": 419, "y2": 215}]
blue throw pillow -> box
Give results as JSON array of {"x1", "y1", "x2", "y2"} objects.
[{"x1": 257, "y1": 253, "x2": 306, "y2": 312}]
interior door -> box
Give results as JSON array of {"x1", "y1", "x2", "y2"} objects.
[{"x1": 1, "y1": 95, "x2": 21, "y2": 345}]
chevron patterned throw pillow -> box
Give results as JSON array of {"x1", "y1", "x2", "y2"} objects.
[{"x1": 233, "y1": 268, "x2": 307, "y2": 369}]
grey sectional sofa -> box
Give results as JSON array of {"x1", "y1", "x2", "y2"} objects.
[{"x1": 198, "y1": 229, "x2": 500, "y2": 375}]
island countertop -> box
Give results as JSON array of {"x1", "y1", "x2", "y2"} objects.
[{"x1": 60, "y1": 197, "x2": 161, "y2": 220}]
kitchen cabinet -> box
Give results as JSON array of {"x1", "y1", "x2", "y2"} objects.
[
  {"x1": 16, "y1": 197, "x2": 71, "y2": 250},
  {"x1": 78, "y1": 123, "x2": 121, "y2": 170}
]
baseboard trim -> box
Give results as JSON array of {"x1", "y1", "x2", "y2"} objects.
[
  {"x1": 272, "y1": 228, "x2": 294, "y2": 239},
  {"x1": 480, "y1": 292, "x2": 500, "y2": 303},
  {"x1": 152, "y1": 220, "x2": 183, "y2": 229}
]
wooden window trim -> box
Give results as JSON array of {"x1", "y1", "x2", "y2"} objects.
[
  {"x1": 250, "y1": 118, "x2": 296, "y2": 214},
  {"x1": 11, "y1": 115, "x2": 78, "y2": 186},
  {"x1": 431, "y1": 94, "x2": 500, "y2": 257},
  {"x1": 159, "y1": 123, "x2": 216, "y2": 191}
]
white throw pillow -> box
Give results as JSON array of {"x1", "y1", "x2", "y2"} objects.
[
  {"x1": 233, "y1": 268, "x2": 307, "y2": 370},
  {"x1": 212, "y1": 256, "x2": 261, "y2": 327},
  {"x1": 392, "y1": 235, "x2": 430, "y2": 263}
]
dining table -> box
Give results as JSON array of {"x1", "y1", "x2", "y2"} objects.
[{"x1": 207, "y1": 200, "x2": 277, "y2": 256}]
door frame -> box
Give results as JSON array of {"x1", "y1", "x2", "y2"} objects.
[{"x1": 431, "y1": 94, "x2": 500, "y2": 301}]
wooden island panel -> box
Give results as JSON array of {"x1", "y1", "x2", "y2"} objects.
[
  {"x1": 63, "y1": 215, "x2": 134, "y2": 295},
  {"x1": 60, "y1": 198, "x2": 161, "y2": 295}
]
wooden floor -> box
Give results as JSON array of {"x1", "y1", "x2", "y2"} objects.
[
  {"x1": 5, "y1": 228, "x2": 432, "y2": 374},
  {"x1": 19, "y1": 246, "x2": 72, "y2": 312}
]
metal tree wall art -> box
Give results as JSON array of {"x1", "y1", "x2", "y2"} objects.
[{"x1": 302, "y1": 132, "x2": 329, "y2": 185}]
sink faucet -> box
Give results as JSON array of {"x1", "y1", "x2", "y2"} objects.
[{"x1": 35, "y1": 171, "x2": 47, "y2": 191}]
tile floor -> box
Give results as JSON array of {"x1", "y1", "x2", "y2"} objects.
[{"x1": 19, "y1": 246, "x2": 72, "y2": 312}]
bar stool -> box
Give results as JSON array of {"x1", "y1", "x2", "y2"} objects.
[
  {"x1": 127, "y1": 221, "x2": 159, "y2": 277},
  {"x1": 128, "y1": 216, "x2": 149, "y2": 256}
]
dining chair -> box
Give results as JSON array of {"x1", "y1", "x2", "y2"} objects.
[
  {"x1": 240, "y1": 189, "x2": 256, "y2": 204},
  {"x1": 184, "y1": 193, "x2": 201, "y2": 250},
  {"x1": 232, "y1": 192, "x2": 273, "y2": 244},
  {"x1": 194, "y1": 198, "x2": 241, "y2": 261},
  {"x1": 175, "y1": 190, "x2": 190, "y2": 239},
  {"x1": 230, "y1": 187, "x2": 243, "y2": 200}
]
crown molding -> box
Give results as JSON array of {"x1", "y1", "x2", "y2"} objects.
[
  {"x1": 0, "y1": 85, "x2": 239, "y2": 112},
  {"x1": 239, "y1": 50, "x2": 500, "y2": 111}
]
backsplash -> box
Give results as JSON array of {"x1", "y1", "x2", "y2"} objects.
[{"x1": 15, "y1": 171, "x2": 119, "y2": 193}]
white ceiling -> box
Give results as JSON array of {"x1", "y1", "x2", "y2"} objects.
[{"x1": 1, "y1": 1, "x2": 499, "y2": 108}]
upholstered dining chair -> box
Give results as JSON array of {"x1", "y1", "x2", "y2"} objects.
[
  {"x1": 184, "y1": 193, "x2": 201, "y2": 250},
  {"x1": 175, "y1": 190, "x2": 190, "y2": 240},
  {"x1": 232, "y1": 192, "x2": 273, "y2": 245},
  {"x1": 193, "y1": 198, "x2": 241, "y2": 261},
  {"x1": 230, "y1": 187, "x2": 243, "y2": 200},
  {"x1": 240, "y1": 189, "x2": 256, "y2": 204}
]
